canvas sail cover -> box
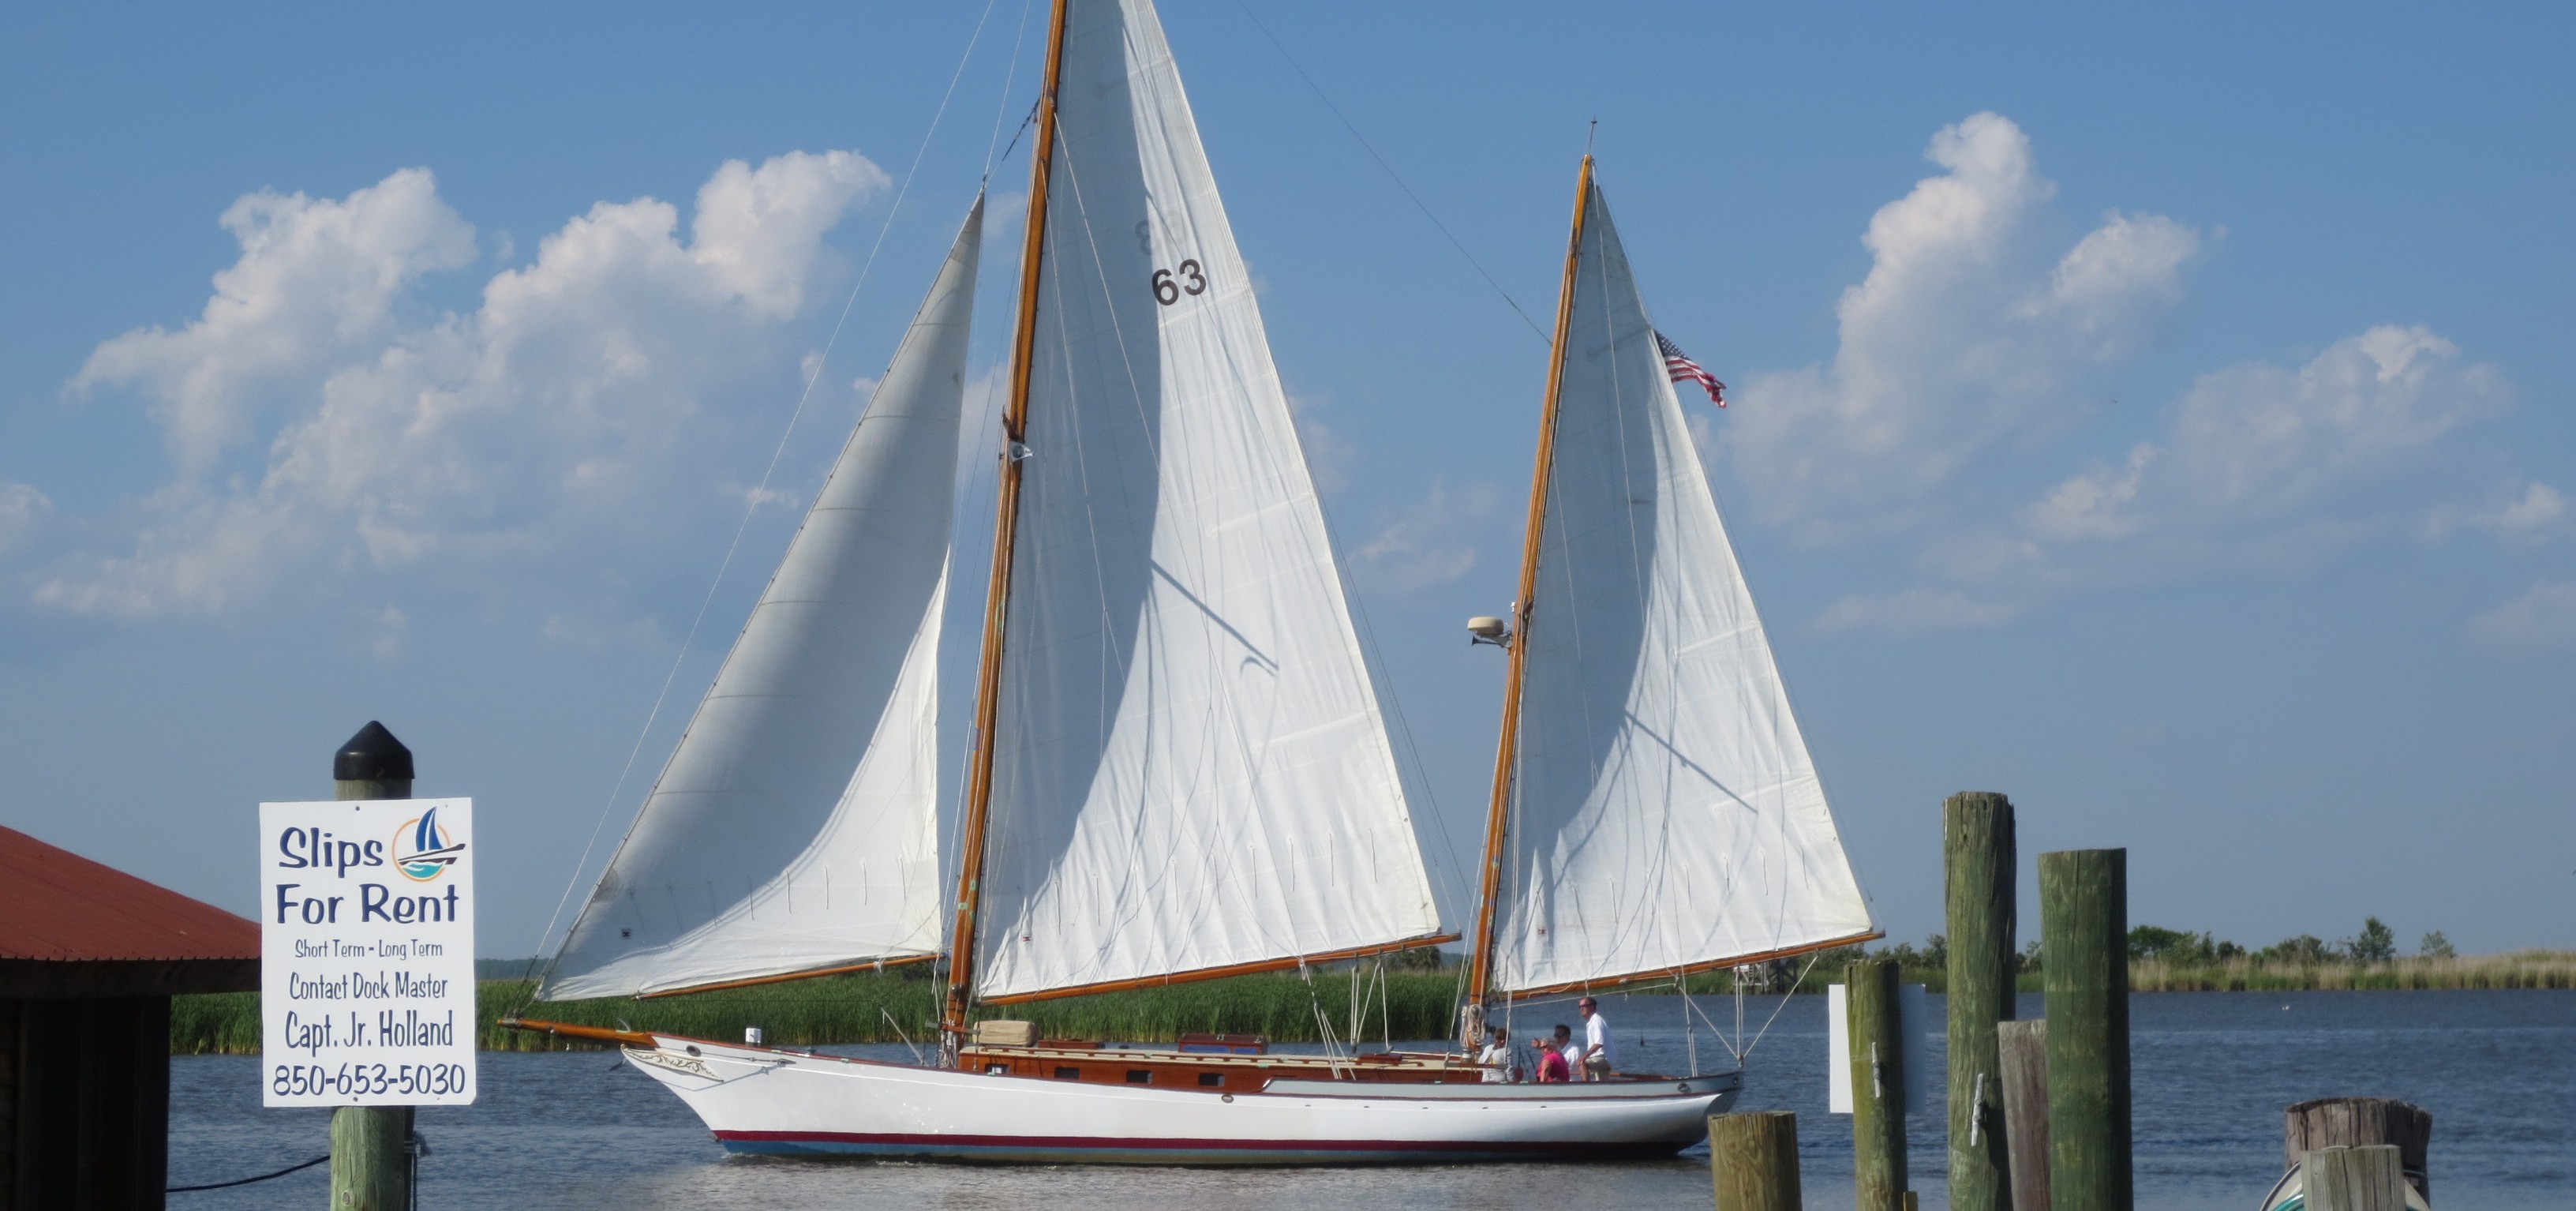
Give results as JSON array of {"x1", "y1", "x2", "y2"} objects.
[
  {"x1": 543, "y1": 202, "x2": 983, "y2": 1000},
  {"x1": 1491, "y1": 180, "x2": 1872, "y2": 995},
  {"x1": 972, "y1": 0, "x2": 1441, "y2": 1001}
]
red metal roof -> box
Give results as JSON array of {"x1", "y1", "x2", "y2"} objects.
[{"x1": 0, "y1": 824, "x2": 258, "y2": 962}]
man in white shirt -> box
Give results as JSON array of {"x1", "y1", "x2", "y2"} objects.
[
  {"x1": 1476, "y1": 1026, "x2": 1518, "y2": 1082},
  {"x1": 1577, "y1": 997, "x2": 1614, "y2": 1080}
]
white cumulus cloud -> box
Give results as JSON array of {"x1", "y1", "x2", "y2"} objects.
[
  {"x1": 1353, "y1": 479, "x2": 1500, "y2": 597},
  {"x1": 1722, "y1": 112, "x2": 2200, "y2": 537},
  {"x1": 0, "y1": 482, "x2": 51, "y2": 557},
  {"x1": 2469, "y1": 582, "x2": 2576, "y2": 651},
  {"x1": 1822, "y1": 324, "x2": 2522, "y2": 633},
  {"x1": 1709, "y1": 112, "x2": 2535, "y2": 636},
  {"x1": 1814, "y1": 588, "x2": 2018, "y2": 635},
  {"x1": 73, "y1": 170, "x2": 478, "y2": 471},
  {"x1": 2012, "y1": 326, "x2": 2510, "y2": 557},
  {"x1": 37, "y1": 152, "x2": 887, "y2": 622}
]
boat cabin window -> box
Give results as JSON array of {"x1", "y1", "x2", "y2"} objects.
[
  {"x1": 985, "y1": 1064, "x2": 1008, "y2": 1075},
  {"x1": 1125, "y1": 1070, "x2": 1151, "y2": 1084},
  {"x1": 1197, "y1": 1072, "x2": 1224, "y2": 1087},
  {"x1": 1053, "y1": 1067, "x2": 1080, "y2": 1080}
]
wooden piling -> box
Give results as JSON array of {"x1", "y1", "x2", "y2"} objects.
[
  {"x1": 2302, "y1": 1145, "x2": 2408, "y2": 1211},
  {"x1": 331, "y1": 721, "x2": 417, "y2": 1211},
  {"x1": 1709, "y1": 1111, "x2": 1801, "y2": 1211},
  {"x1": 1945, "y1": 791, "x2": 2016, "y2": 1211},
  {"x1": 2039, "y1": 849, "x2": 2129, "y2": 1211},
  {"x1": 2286, "y1": 1097, "x2": 2431, "y2": 1201},
  {"x1": 330, "y1": 1104, "x2": 414, "y2": 1209},
  {"x1": 1846, "y1": 957, "x2": 1908, "y2": 1211},
  {"x1": 1997, "y1": 1019, "x2": 2052, "y2": 1211}
]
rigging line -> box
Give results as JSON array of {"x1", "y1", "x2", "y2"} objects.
[
  {"x1": 983, "y1": 0, "x2": 1039, "y2": 178},
  {"x1": 1310, "y1": 478, "x2": 1468, "y2": 918},
  {"x1": 1224, "y1": 0, "x2": 1548, "y2": 344},
  {"x1": 530, "y1": 1, "x2": 1005, "y2": 992},
  {"x1": 1696, "y1": 950, "x2": 1825, "y2": 1063}
]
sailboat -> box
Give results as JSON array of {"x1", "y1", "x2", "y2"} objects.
[
  {"x1": 507, "y1": 0, "x2": 1872, "y2": 1165},
  {"x1": 1458, "y1": 155, "x2": 1876, "y2": 1023}
]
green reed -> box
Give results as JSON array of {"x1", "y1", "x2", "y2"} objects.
[
  {"x1": 170, "y1": 969, "x2": 1468, "y2": 1055},
  {"x1": 2127, "y1": 950, "x2": 2576, "y2": 992},
  {"x1": 171, "y1": 950, "x2": 2574, "y2": 1054}
]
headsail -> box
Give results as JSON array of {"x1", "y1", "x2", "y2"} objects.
[
  {"x1": 965, "y1": 0, "x2": 1443, "y2": 1003},
  {"x1": 545, "y1": 200, "x2": 984, "y2": 1000},
  {"x1": 1487, "y1": 171, "x2": 1873, "y2": 997}
]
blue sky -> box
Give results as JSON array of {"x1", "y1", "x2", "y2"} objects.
[{"x1": 4, "y1": 2, "x2": 2570, "y2": 959}]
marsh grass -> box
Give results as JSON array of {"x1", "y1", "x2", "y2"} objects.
[
  {"x1": 172, "y1": 969, "x2": 1467, "y2": 1055},
  {"x1": 169, "y1": 950, "x2": 2574, "y2": 1053},
  {"x1": 2128, "y1": 949, "x2": 2576, "y2": 992}
]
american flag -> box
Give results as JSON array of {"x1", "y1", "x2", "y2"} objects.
[{"x1": 1656, "y1": 331, "x2": 1725, "y2": 407}]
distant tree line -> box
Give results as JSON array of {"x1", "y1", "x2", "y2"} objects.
[{"x1": 1825, "y1": 917, "x2": 2458, "y2": 979}]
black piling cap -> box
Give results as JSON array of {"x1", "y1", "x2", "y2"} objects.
[{"x1": 335, "y1": 721, "x2": 414, "y2": 781}]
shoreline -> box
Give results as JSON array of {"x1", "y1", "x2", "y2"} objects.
[{"x1": 169, "y1": 951, "x2": 2573, "y2": 1055}]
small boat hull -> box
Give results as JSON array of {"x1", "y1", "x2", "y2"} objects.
[{"x1": 627, "y1": 1036, "x2": 1739, "y2": 1166}]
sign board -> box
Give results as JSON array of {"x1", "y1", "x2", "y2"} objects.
[
  {"x1": 1826, "y1": 981, "x2": 1928, "y2": 1115},
  {"x1": 259, "y1": 798, "x2": 477, "y2": 1106}
]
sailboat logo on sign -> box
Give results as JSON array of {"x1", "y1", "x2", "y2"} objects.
[{"x1": 392, "y1": 808, "x2": 466, "y2": 883}]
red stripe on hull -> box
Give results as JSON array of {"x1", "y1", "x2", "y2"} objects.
[{"x1": 716, "y1": 1129, "x2": 1687, "y2": 1158}]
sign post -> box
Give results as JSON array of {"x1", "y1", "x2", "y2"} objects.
[{"x1": 260, "y1": 722, "x2": 475, "y2": 1211}]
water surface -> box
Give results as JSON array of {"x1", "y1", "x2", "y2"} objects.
[{"x1": 168, "y1": 988, "x2": 2573, "y2": 1208}]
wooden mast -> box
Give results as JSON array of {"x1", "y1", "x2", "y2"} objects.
[
  {"x1": 942, "y1": 0, "x2": 1073, "y2": 1056},
  {"x1": 1463, "y1": 155, "x2": 1593, "y2": 1015}
]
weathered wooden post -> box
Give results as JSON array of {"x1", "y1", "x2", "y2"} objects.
[
  {"x1": 2039, "y1": 848, "x2": 2129, "y2": 1211},
  {"x1": 1997, "y1": 1019, "x2": 2052, "y2": 1211},
  {"x1": 1946, "y1": 791, "x2": 2016, "y2": 1211},
  {"x1": 2286, "y1": 1097, "x2": 2431, "y2": 1202},
  {"x1": 331, "y1": 721, "x2": 416, "y2": 1211},
  {"x1": 2302, "y1": 1145, "x2": 2408, "y2": 1211},
  {"x1": 1847, "y1": 957, "x2": 1908, "y2": 1211},
  {"x1": 1709, "y1": 1111, "x2": 1801, "y2": 1211}
]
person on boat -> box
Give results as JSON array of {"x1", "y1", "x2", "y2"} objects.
[
  {"x1": 1477, "y1": 1027, "x2": 1518, "y2": 1082},
  {"x1": 1533, "y1": 1025, "x2": 1574, "y2": 1082},
  {"x1": 1577, "y1": 997, "x2": 1615, "y2": 1081}
]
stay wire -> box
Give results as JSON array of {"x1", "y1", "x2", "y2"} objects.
[
  {"x1": 528, "y1": 0, "x2": 1005, "y2": 1002},
  {"x1": 983, "y1": 0, "x2": 1039, "y2": 178},
  {"x1": 167, "y1": 1153, "x2": 329, "y2": 1193},
  {"x1": 1225, "y1": 0, "x2": 1549, "y2": 344}
]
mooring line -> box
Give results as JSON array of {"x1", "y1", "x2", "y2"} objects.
[{"x1": 167, "y1": 1153, "x2": 329, "y2": 1193}]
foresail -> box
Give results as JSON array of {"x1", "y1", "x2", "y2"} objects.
[
  {"x1": 544, "y1": 201, "x2": 983, "y2": 1000},
  {"x1": 972, "y1": 0, "x2": 1440, "y2": 1001},
  {"x1": 1492, "y1": 180, "x2": 1871, "y2": 995}
]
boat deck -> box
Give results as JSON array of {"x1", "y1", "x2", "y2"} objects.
[{"x1": 959, "y1": 1041, "x2": 1488, "y2": 1088}]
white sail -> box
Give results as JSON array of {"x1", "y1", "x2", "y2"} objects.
[
  {"x1": 1492, "y1": 179, "x2": 1871, "y2": 995},
  {"x1": 545, "y1": 201, "x2": 983, "y2": 1000},
  {"x1": 972, "y1": 0, "x2": 1441, "y2": 1001}
]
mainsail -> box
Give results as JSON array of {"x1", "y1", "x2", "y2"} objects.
[
  {"x1": 961, "y1": 0, "x2": 1443, "y2": 1004},
  {"x1": 1482, "y1": 167, "x2": 1873, "y2": 998},
  {"x1": 545, "y1": 201, "x2": 983, "y2": 1000}
]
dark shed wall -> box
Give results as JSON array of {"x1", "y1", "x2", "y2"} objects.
[{"x1": 6, "y1": 996, "x2": 170, "y2": 1211}]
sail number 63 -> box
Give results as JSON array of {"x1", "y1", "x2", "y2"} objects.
[{"x1": 1150, "y1": 260, "x2": 1208, "y2": 306}]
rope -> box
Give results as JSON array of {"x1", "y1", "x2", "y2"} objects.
[
  {"x1": 1225, "y1": 0, "x2": 1548, "y2": 343},
  {"x1": 167, "y1": 1153, "x2": 328, "y2": 1193},
  {"x1": 525, "y1": 0, "x2": 1005, "y2": 1010}
]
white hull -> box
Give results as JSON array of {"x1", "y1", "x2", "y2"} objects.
[{"x1": 626, "y1": 1036, "x2": 1739, "y2": 1165}]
